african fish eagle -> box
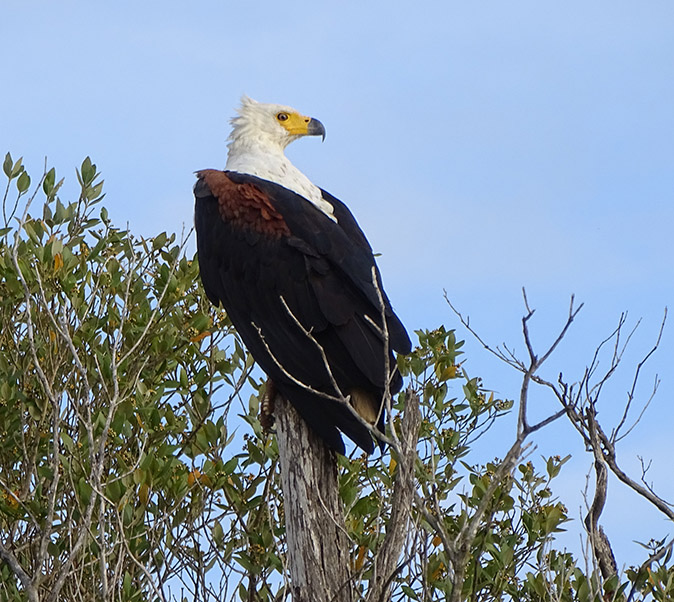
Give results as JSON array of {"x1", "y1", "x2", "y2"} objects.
[{"x1": 194, "y1": 96, "x2": 411, "y2": 454}]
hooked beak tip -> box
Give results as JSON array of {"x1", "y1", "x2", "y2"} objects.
[{"x1": 307, "y1": 117, "x2": 326, "y2": 142}]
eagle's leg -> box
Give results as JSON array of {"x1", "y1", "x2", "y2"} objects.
[{"x1": 260, "y1": 378, "x2": 277, "y2": 433}]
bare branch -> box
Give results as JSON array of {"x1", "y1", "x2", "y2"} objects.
[
  {"x1": 533, "y1": 293, "x2": 583, "y2": 368},
  {"x1": 613, "y1": 308, "x2": 667, "y2": 443},
  {"x1": 0, "y1": 542, "x2": 37, "y2": 602},
  {"x1": 583, "y1": 408, "x2": 617, "y2": 579},
  {"x1": 369, "y1": 390, "x2": 421, "y2": 602},
  {"x1": 444, "y1": 292, "x2": 515, "y2": 366},
  {"x1": 278, "y1": 296, "x2": 347, "y2": 402}
]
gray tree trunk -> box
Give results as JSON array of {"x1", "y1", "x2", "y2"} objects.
[{"x1": 275, "y1": 395, "x2": 354, "y2": 602}]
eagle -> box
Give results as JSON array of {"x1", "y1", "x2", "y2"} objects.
[{"x1": 194, "y1": 96, "x2": 411, "y2": 455}]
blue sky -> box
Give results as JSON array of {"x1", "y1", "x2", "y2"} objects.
[{"x1": 2, "y1": 0, "x2": 673, "y2": 570}]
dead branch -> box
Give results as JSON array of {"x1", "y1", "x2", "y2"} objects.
[
  {"x1": 438, "y1": 292, "x2": 590, "y2": 602},
  {"x1": 583, "y1": 408, "x2": 617, "y2": 579},
  {"x1": 0, "y1": 543, "x2": 37, "y2": 602},
  {"x1": 613, "y1": 308, "x2": 666, "y2": 443},
  {"x1": 448, "y1": 292, "x2": 672, "y2": 594}
]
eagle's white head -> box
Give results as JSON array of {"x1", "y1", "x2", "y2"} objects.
[
  {"x1": 225, "y1": 96, "x2": 334, "y2": 218},
  {"x1": 228, "y1": 95, "x2": 325, "y2": 151}
]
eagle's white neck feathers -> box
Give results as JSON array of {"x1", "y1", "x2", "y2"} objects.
[{"x1": 225, "y1": 96, "x2": 335, "y2": 220}]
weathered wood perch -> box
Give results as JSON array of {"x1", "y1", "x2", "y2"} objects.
[
  {"x1": 275, "y1": 390, "x2": 420, "y2": 602},
  {"x1": 275, "y1": 395, "x2": 354, "y2": 602}
]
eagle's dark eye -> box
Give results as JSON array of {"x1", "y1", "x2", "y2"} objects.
[{"x1": 276, "y1": 112, "x2": 289, "y2": 122}]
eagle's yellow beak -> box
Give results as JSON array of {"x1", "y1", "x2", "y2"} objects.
[{"x1": 279, "y1": 113, "x2": 326, "y2": 141}]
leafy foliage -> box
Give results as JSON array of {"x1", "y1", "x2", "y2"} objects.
[{"x1": 0, "y1": 156, "x2": 671, "y2": 601}]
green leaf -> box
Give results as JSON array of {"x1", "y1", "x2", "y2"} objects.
[
  {"x1": 212, "y1": 521, "x2": 224, "y2": 547},
  {"x1": 123, "y1": 572, "x2": 132, "y2": 597},
  {"x1": 545, "y1": 454, "x2": 571, "y2": 479},
  {"x1": 2, "y1": 152, "x2": 12, "y2": 177},
  {"x1": 43, "y1": 167, "x2": 56, "y2": 195},
  {"x1": 152, "y1": 232, "x2": 167, "y2": 250},
  {"x1": 191, "y1": 313, "x2": 210, "y2": 332},
  {"x1": 17, "y1": 171, "x2": 30, "y2": 193},
  {"x1": 10, "y1": 156, "x2": 23, "y2": 178},
  {"x1": 234, "y1": 552, "x2": 257, "y2": 573},
  {"x1": 53, "y1": 198, "x2": 66, "y2": 223},
  {"x1": 77, "y1": 477, "x2": 93, "y2": 505},
  {"x1": 81, "y1": 156, "x2": 95, "y2": 185},
  {"x1": 401, "y1": 585, "x2": 420, "y2": 599},
  {"x1": 223, "y1": 457, "x2": 238, "y2": 474}
]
